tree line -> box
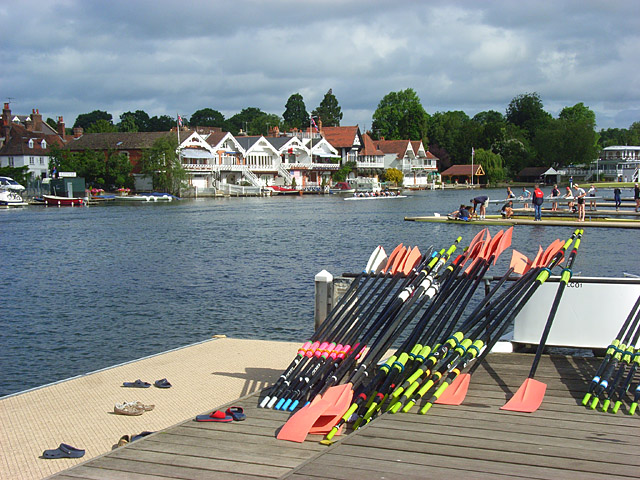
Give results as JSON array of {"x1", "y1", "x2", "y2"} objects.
[{"x1": 61, "y1": 89, "x2": 639, "y2": 182}]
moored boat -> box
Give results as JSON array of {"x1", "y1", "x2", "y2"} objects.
[
  {"x1": 42, "y1": 195, "x2": 85, "y2": 206},
  {"x1": 0, "y1": 188, "x2": 28, "y2": 207},
  {"x1": 329, "y1": 182, "x2": 355, "y2": 194}
]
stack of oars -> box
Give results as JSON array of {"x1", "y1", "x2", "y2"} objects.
[{"x1": 582, "y1": 294, "x2": 640, "y2": 414}]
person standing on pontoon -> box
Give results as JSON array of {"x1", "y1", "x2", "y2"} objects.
[
  {"x1": 635, "y1": 183, "x2": 640, "y2": 212},
  {"x1": 532, "y1": 184, "x2": 544, "y2": 221},
  {"x1": 520, "y1": 187, "x2": 531, "y2": 209},
  {"x1": 573, "y1": 184, "x2": 587, "y2": 222},
  {"x1": 613, "y1": 187, "x2": 622, "y2": 211},
  {"x1": 550, "y1": 184, "x2": 560, "y2": 212},
  {"x1": 471, "y1": 195, "x2": 489, "y2": 220},
  {"x1": 587, "y1": 184, "x2": 597, "y2": 211},
  {"x1": 506, "y1": 186, "x2": 515, "y2": 199}
]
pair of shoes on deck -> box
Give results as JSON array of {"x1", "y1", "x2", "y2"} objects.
[
  {"x1": 114, "y1": 401, "x2": 155, "y2": 416},
  {"x1": 117, "y1": 431, "x2": 155, "y2": 447},
  {"x1": 122, "y1": 378, "x2": 172, "y2": 389},
  {"x1": 195, "y1": 406, "x2": 246, "y2": 422}
]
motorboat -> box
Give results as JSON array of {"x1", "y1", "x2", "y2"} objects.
[
  {"x1": 0, "y1": 176, "x2": 26, "y2": 192},
  {"x1": 0, "y1": 188, "x2": 28, "y2": 207},
  {"x1": 329, "y1": 182, "x2": 355, "y2": 194}
]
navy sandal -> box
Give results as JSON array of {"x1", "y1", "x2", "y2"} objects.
[
  {"x1": 122, "y1": 379, "x2": 151, "y2": 388},
  {"x1": 154, "y1": 378, "x2": 172, "y2": 388},
  {"x1": 43, "y1": 443, "x2": 85, "y2": 459}
]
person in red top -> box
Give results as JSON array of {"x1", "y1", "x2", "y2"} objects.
[{"x1": 532, "y1": 184, "x2": 544, "y2": 221}]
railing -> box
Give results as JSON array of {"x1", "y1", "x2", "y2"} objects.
[
  {"x1": 240, "y1": 165, "x2": 263, "y2": 188},
  {"x1": 182, "y1": 163, "x2": 213, "y2": 171},
  {"x1": 218, "y1": 183, "x2": 263, "y2": 196},
  {"x1": 356, "y1": 160, "x2": 385, "y2": 168},
  {"x1": 277, "y1": 163, "x2": 294, "y2": 183}
]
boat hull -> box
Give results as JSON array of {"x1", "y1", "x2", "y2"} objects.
[{"x1": 43, "y1": 195, "x2": 85, "y2": 206}]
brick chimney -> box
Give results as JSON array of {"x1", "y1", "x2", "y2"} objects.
[
  {"x1": 73, "y1": 126, "x2": 83, "y2": 138},
  {"x1": 1, "y1": 103, "x2": 10, "y2": 141},
  {"x1": 57, "y1": 116, "x2": 65, "y2": 138},
  {"x1": 32, "y1": 108, "x2": 43, "y2": 132}
]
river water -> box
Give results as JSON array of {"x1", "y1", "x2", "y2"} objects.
[{"x1": 1, "y1": 188, "x2": 637, "y2": 396}]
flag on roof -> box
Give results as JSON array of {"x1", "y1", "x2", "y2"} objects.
[
  {"x1": 178, "y1": 115, "x2": 183, "y2": 127},
  {"x1": 311, "y1": 116, "x2": 319, "y2": 132}
]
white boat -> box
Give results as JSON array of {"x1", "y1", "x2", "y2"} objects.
[
  {"x1": 0, "y1": 176, "x2": 26, "y2": 192},
  {"x1": 0, "y1": 188, "x2": 28, "y2": 207},
  {"x1": 116, "y1": 193, "x2": 177, "y2": 202},
  {"x1": 344, "y1": 194, "x2": 407, "y2": 201}
]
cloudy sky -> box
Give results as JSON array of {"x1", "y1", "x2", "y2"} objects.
[{"x1": 2, "y1": 0, "x2": 639, "y2": 132}]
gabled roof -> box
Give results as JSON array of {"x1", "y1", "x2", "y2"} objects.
[
  {"x1": 65, "y1": 131, "x2": 175, "y2": 151},
  {"x1": 0, "y1": 123, "x2": 63, "y2": 156},
  {"x1": 375, "y1": 139, "x2": 413, "y2": 158},
  {"x1": 425, "y1": 150, "x2": 438, "y2": 160},
  {"x1": 262, "y1": 135, "x2": 306, "y2": 152},
  {"x1": 360, "y1": 133, "x2": 384, "y2": 157},
  {"x1": 321, "y1": 126, "x2": 360, "y2": 149},
  {"x1": 441, "y1": 164, "x2": 485, "y2": 176},
  {"x1": 234, "y1": 136, "x2": 279, "y2": 155}
]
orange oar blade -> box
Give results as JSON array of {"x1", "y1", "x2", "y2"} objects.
[
  {"x1": 530, "y1": 246, "x2": 544, "y2": 269},
  {"x1": 435, "y1": 374, "x2": 471, "y2": 405},
  {"x1": 383, "y1": 244, "x2": 403, "y2": 273},
  {"x1": 307, "y1": 384, "x2": 354, "y2": 435},
  {"x1": 500, "y1": 378, "x2": 547, "y2": 413},
  {"x1": 510, "y1": 249, "x2": 530, "y2": 275},
  {"x1": 277, "y1": 394, "x2": 332, "y2": 443},
  {"x1": 493, "y1": 227, "x2": 513, "y2": 264},
  {"x1": 401, "y1": 247, "x2": 422, "y2": 275},
  {"x1": 389, "y1": 247, "x2": 408, "y2": 274}
]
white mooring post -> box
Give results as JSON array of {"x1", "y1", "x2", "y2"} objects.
[{"x1": 314, "y1": 270, "x2": 334, "y2": 331}]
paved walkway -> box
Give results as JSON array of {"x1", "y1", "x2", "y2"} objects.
[{"x1": 0, "y1": 337, "x2": 300, "y2": 480}]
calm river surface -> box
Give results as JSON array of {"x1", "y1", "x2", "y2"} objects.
[{"x1": 1, "y1": 188, "x2": 638, "y2": 396}]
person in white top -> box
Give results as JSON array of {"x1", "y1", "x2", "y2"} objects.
[
  {"x1": 587, "y1": 184, "x2": 597, "y2": 211},
  {"x1": 573, "y1": 184, "x2": 587, "y2": 222}
]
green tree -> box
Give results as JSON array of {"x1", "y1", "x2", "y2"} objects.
[
  {"x1": 332, "y1": 161, "x2": 355, "y2": 182},
  {"x1": 0, "y1": 165, "x2": 30, "y2": 185},
  {"x1": 119, "y1": 110, "x2": 150, "y2": 132},
  {"x1": 382, "y1": 167, "x2": 404, "y2": 185},
  {"x1": 474, "y1": 148, "x2": 505, "y2": 184},
  {"x1": 471, "y1": 110, "x2": 506, "y2": 151},
  {"x1": 283, "y1": 93, "x2": 309, "y2": 130},
  {"x1": 250, "y1": 113, "x2": 283, "y2": 136},
  {"x1": 86, "y1": 119, "x2": 118, "y2": 133},
  {"x1": 190, "y1": 108, "x2": 227, "y2": 129},
  {"x1": 46, "y1": 117, "x2": 57, "y2": 130},
  {"x1": 427, "y1": 111, "x2": 472, "y2": 163},
  {"x1": 139, "y1": 136, "x2": 186, "y2": 195},
  {"x1": 505, "y1": 93, "x2": 551, "y2": 141},
  {"x1": 228, "y1": 107, "x2": 268, "y2": 134},
  {"x1": 105, "y1": 151, "x2": 133, "y2": 188},
  {"x1": 73, "y1": 110, "x2": 112, "y2": 131},
  {"x1": 371, "y1": 88, "x2": 429, "y2": 141},
  {"x1": 312, "y1": 88, "x2": 342, "y2": 127},
  {"x1": 148, "y1": 115, "x2": 174, "y2": 131}
]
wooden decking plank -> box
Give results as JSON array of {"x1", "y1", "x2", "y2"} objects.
[
  {"x1": 356, "y1": 417, "x2": 639, "y2": 457},
  {"x1": 318, "y1": 444, "x2": 620, "y2": 480},
  {"x1": 364, "y1": 412, "x2": 638, "y2": 446},
  {"x1": 71, "y1": 456, "x2": 267, "y2": 479},
  {"x1": 48, "y1": 464, "x2": 174, "y2": 480},
  {"x1": 293, "y1": 447, "x2": 608, "y2": 480},
  {"x1": 107, "y1": 448, "x2": 291, "y2": 477},
  {"x1": 343, "y1": 433, "x2": 639, "y2": 475},
  {"x1": 144, "y1": 432, "x2": 315, "y2": 460}
]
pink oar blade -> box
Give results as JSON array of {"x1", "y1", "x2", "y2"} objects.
[
  {"x1": 382, "y1": 244, "x2": 404, "y2": 273},
  {"x1": 500, "y1": 378, "x2": 547, "y2": 413},
  {"x1": 401, "y1": 247, "x2": 422, "y2": 275},
  {"x1": 307, "y1": 383, "x2": 354, "y2": 435},
  {"x1": 510, "y1": 249, "x2": 531, "y2": 275},
  {"x1": 434, "y1": 374, "x2": 471, "y2": 406}
]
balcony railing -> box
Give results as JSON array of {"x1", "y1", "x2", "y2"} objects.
[{"x1": 356, "y1": 160, "x2": 385, "y2": 169}]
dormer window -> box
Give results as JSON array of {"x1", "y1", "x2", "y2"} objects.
[
  {"x1": 28, "y1": 139, "x2": 34, "y2": 148},
  {"x1": 41, "y1": 139, "x2": 47, "y2": 149}
]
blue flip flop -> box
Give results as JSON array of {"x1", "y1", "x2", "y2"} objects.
[
  {"x1": 226, "y1": 406, "x2": 246, "y2": 421},
  {"x1": 43, "y1": 443, "x2": 85, "y2": 459},
  {"x1": 154, "y1": 378, "x2": 172, "y2": 388},
  {"x1": 122, "y1": 379, "x2": 151, "y2": 388}
]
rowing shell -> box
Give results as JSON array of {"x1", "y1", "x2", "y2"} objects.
[{"x1": 344, "y1": 195, "x2": 407, "y2": 201}]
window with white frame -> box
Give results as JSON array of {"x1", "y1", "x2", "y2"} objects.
[
  {"x1": 8, "y1": 157, "x2": 14, "y2": 166},
  {"x1": 30, "y1": 157, "x2": 35, "y2": 165},
  {"x1": 40, "y1": 157, "x2": 45, "y2": 165},
  {"x1": 41, "y1": 139, "x2": 47, "y2": 149}
]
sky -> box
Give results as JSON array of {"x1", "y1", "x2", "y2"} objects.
[{"x1": 2, "y1": 0, "x2": 639, "y2": 132}]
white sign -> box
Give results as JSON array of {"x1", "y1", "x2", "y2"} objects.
[{"x1": 59, "y1": 172, "x2": 77, "y2": 178}]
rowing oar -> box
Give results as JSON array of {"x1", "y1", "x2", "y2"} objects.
[
  {"x1": 273, "y1": 247, "x2": 423, "y2": 410},
  {"x1": 344, "y1": 231, "x2": 491, "y2": 429},
  {"x1": 581, "y1": 294, "x2": 640, "y2": 408},
  {"x1": 501, "y1": 229, "x2": 584, "y2": 413},
  {"x1": 276, "y1": 239, "x2": 460, "y2": 442},
  {"x1": 259, "y1": 245, "x2": 390, "y2": 408},
  {"x1": 320, "y1": 233, "x2": 488, "y2": 441},
  {"x1": 611, "y1": 328, "x2": 640, "y2": 414},
  {"x1": 589, "y1": 298, "x2": 640, "y2": 411},
  {"x1": 422, "y1": 236, "x2": 573, "y2": 408}
]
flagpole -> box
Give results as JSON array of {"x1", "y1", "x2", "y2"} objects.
[
  {"x1": 177, "y1": 114, "x2": 181, "y2": 145},
  {"x1": 471, "y1": 147, "x2": 474, "y2": 188}
]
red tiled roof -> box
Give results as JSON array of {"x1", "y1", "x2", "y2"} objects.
[
  {"x1": 425, "y1": 150, "x2": 438, "y2": 159},
  {"x1": 65, "y1": 131, "x2": 176, "y2": 151},
  {"x1": 205, "y1": 131, "x2": 229, "y2": 147},
  {"x1": 441, "y1": 164, "x2": 485, "y2": 176},
  {"x1": 360, "y1": 133, "x2": 384, "y2": 156},
  {"x1": 375, "y1": 139, "x2": 411, "y2": 158},
  {"x1": 0, "y1": 123, "x2": 63, "y2": 156},
  {"x1": 321, "y1": 126, "x2": 359, "y2": 148}
]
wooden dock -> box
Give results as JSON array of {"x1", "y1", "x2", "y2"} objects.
[
  {"x1": 405, "y1": 215, "x2": 640, "y2": 229},
  {"x1": 50, "y1": 353, "x2": 640, "y2": 480}
]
